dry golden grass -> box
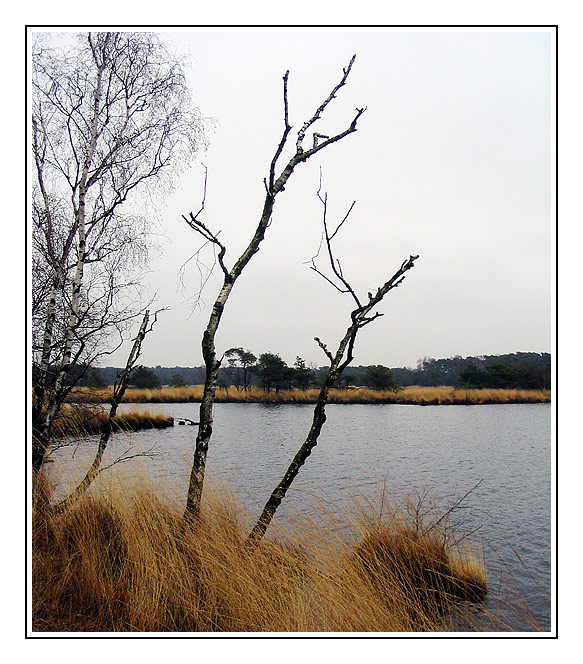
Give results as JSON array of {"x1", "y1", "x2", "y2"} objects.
[
  {"x1": 69, "y1": 384, "x2": 551, "y2": 406},
  {"x1": 390, "y1": 386, "x2": 551, "y2": 405},
  {"x1": 32, "y1": 480, "x2": 488, "y2": 633}
]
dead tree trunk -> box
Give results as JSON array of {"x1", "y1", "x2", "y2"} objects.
[
  {"x1": 247, "y1": 184, "x2": 418, "y2": 543},
  {"x1": 183, "y1": 56, "x2": 365, "y2": 520}
]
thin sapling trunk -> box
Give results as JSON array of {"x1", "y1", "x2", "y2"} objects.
[
  {"x1": 248, "y1": 184, "x2": 418, "y2": 543},
  {"x1": 48, "y1": 310, "x2": 161, "y2": 514}
]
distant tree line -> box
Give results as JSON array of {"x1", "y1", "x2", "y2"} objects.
[
  {"x1": 395, "y1": 352, "x2": 551, "y2": 389},
  {"x1": 54, "y1": 351, "x2": 549, "y2": 391}
]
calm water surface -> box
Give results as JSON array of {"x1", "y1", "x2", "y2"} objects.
[{"x1": 49, "y1": 402, "x2": 552, "y2": 632}]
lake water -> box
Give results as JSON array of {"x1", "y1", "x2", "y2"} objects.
[{"x1": 48, "y1": 401, "x2": 552, "y2": 632}]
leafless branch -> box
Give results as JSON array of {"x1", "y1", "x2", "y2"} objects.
[
  {"x1": 98, "y1": 444, "x2": 163, "y2": 474},
  {"x1": 309, "y1": 171, "x2": 361, "y2": 307},
  {"x1": 295, "y1": 55, "x2": 358, "y2": 154},
  {"x1": 177, "y1": 241, "x2": 217, "y2": 312},
  {"x1": 182, "y1": 166, "x2": 229, "y2": 281},
  {"x1": 269, "y1": 71, "x2": 292, "y2": 191}
]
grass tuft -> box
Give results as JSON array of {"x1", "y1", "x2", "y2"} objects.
[
  {"x1": 349, "y1": 524, "x2": 487, "y2": 628},
  {"x1": 33, "y1": 481, "x2": 488, "y2": 633}
]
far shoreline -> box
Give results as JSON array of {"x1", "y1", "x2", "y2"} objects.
[{"x1": 68, "y1": 385, "x2": 551, "y2": 407}]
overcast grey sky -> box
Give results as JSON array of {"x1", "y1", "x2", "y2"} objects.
[{"x1": 41, "y1": 28, "x2": 555, "y2": 369}]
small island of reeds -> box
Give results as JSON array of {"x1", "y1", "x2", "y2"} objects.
[{"x1": 52, "y1": 404, "x2": 174, "y2": 437}]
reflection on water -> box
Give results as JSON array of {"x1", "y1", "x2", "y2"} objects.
[{"x1": 47, "y1": 402, "x2": 552, "y2": 632}]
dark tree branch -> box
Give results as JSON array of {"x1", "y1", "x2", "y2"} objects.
[
  {"x1": 295, "y1": 55, "x2": 357, "y2": 154},
  {"x1": 314, "y1": 336, "x2": 334, "y2": 363},
  {"x1": 309, "y1": 171, "x2": 362, "y2": 308},
  {"x1": 269, "y1": 70, "x2": 292, "y2": 191},
  {"x1": 98, "y1": 445, "x2": 163, "y2": 474},
  {"x1": 247, "y1": 186, "x2": 418, "y2": 544},
  {"x1": 182, "y1": 165, "x2": 230, "y2": 280}
]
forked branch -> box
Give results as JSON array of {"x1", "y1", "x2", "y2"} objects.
[
  {"x1": 309, "y1": 168, "x2": 362, "y2": 307},
  {"x1": 181, "y1": 165, "x2": 229, "y2": 280},
  {"x1": 183, "y1": 56, "x2": 365, "y2": 522},
  {"x1": 295, "y1": 54, "x2": 362, "y2": 155}
]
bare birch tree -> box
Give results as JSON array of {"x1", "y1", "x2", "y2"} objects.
[
  {"x1": 247, "y1": 183, "x2": 419, "y2": 543},
  {"x1": 182, "y1": 55, "x2": 365, "y2": 520},
  {"x1": 31, "y1": 32, "x2": 208, "y2": 475}
]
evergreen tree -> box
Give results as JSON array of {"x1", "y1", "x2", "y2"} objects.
[{"x1": 131, "y1": 365, "x2": 160, "y2": 389}]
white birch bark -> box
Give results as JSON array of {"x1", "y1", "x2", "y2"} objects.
[
  {"x1": 32, "y1": 32, "x2": 207, "y2": 476},
  {"x1": 35, "y1": 41, "x2": 107, "y2": 471}
]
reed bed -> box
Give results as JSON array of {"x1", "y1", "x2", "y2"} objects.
[
  {"x1": 32, "y1": 480, "x2": 488, "y2": 633},
  {"x1": 52, "y1": 404, "x2": 174, "y2": 437},
  {"x1": 68, "y1": 385, "x2": 551, "y2": 406}
]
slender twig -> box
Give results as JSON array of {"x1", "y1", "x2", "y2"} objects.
[
  {"x1": 99, "y1": 445, "x2": 162, "y2": 473},
  {"x1": 431, "y1": 480, "x2": 483, "y2": 532}
]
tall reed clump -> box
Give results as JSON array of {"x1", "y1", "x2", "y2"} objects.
[
  {"x1": 346, "y1": 524, "x2": 487, "y2": 629},
  {"x1": 33, "y1": 480, "x2": 488, "y2": 633}
]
